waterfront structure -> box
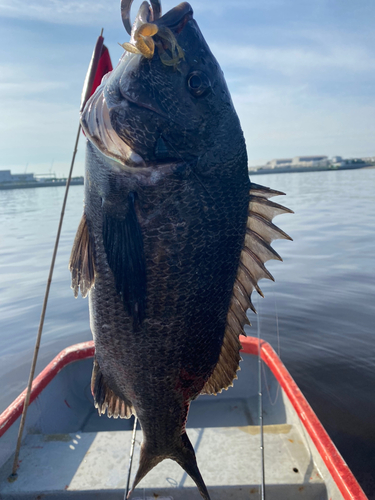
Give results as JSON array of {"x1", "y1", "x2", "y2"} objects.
[
  {"x1": 291, "y1": 155, "x2": 329, "y2": 167},
  {"x1": 263, "y1": 156, "x2": 330, "y2": 169},
  {"x1": 0, "y1": 170, "x2": 35, "y2": 183},
  {"x1": 332, "y1": 156, "x2": 343, "y2": 164},
  {"x1": 265, "y1": 158, "x2": 293, "y2": 169},
  {"x1": 0, "y1": 169, "x2": 84, "y2": 190},
  {"x1": 249, "y1": 154, "x2": 372, "y2": 175}
]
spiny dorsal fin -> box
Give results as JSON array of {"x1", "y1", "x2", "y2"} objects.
[
  {"x1": 69, "y1": 212, "x2": 95, "y2": 298},
  {"x1": 248, "y1": 213, "x2": 292, "y2": 244},
  {"x1": 250, "y1": 195, "x2": 293, "y2": 220},
  {"x1": 249, "y1": 182, "x2": 287, "y2": 199},
  {"x1": 240, "y1": 182, "x2": 293, "y2": 305},
  {"x1": 245, "y1": 229, "x2": 283, "y2": 262},
  {"x1": 240, "y1": 246, "x2": 275, "y2": 283},
  {"x1": 202, "y1": 182, "x2": 292, "y2": 396},
  {"x1": 91, "y1": 359, "x2": 134, "y2": 419}
]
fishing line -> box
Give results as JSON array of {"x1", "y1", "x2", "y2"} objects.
[
  {"x1": 124, "y1": 416, "x2": 138, "y2": 500},
  {"x1": 256, "y1": 296, "x2": 266, "y2": 500},
  {"x1": 262, "y1": 285, "x2": 281, "y2": 407}
]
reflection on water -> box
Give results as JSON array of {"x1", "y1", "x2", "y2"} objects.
[
  {"x1": 0, "y1": 185, "x2": 91, "y2": 412},
  {"x1": 0, "y1": 168, "x2": 374, "y2": 497},
  {"x1": 249, "y1": 168, "x2": 375, "y2": 498}
]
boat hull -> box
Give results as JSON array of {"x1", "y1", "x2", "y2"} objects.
[{"x1": 0, "y1": 338, "x2": 367, "y2": 500}]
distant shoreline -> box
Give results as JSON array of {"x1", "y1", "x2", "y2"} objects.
[
  {"x1": 249, "y1": 163, "x2": 374, "y2": 175},
  {"x1": 0, "y1": 178, "x2": 84, "y2": 190},
  {"x1": 1, "y1": 164, "x2": 373, "y2": 189}
]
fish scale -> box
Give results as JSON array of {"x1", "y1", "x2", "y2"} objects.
[{"x1": 70, "y1": 1, "x2": 292, "y2": 499}]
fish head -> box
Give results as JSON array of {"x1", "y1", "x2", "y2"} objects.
[{"x1": 81, "y1": 1, "x2": 243, "y2": 172}]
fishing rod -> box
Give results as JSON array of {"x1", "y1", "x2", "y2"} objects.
[
  {"x1": 124, "y1": 416, "x2": 139, "y2": 500},
  {"x1": 9, "y1": 29, "x2": 108, "y2": 481},
  {"x1": 257, "y1": 299, "x2": 266, "y2": 500}
]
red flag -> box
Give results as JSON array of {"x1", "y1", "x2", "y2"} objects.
[
  {"x1": 80, "y1": 33, "x2": 113, "y2": 113},
  {"x1": 91, "y1": 45, "x2": 113, "y2": 97}
]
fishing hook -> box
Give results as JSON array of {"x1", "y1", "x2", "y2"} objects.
[{"x1": 121, "y1": 0, "x2": 162, "y2": 35}]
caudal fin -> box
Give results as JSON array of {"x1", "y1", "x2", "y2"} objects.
[
  {"x1": 176, "y1": 432, "x2": 211, "y2": 500},
  {"x1": 127, "y1": 432, "x2": 210, "y2": 500}
]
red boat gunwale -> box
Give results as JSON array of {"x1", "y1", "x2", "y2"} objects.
[
  {"x1": 240, "y1": 337, "x2": 367, "y2": 500},
  {"x1": 0, "y1": 337, "x2": 367, "y2": 500},
  {"x1": 0, "y1": 341, "x2": 95, "y2": 437}
]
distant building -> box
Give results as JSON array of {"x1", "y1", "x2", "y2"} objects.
[
  {"x1": 292, "y1": 156, "x2": 329, "y2": 167},
  {"x1": 0, "y1": 170, "x2": 12, "y2": 183},
  {"x1": 11, "y1": 173, "x2": 35, "y2": 182},
  {"x1": 0, "y1": 170, "x2": 35, "y2": 183},
  {"x1": 251, "y1": 154, "x2": 373, "y2": 174},
  {"x1": 265, "y1": 158, "x2": 293, "y2": 169}
]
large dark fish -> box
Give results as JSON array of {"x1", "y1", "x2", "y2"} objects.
[{"x1": 70, "y1": 1, "x2": 292, "y2": 498}]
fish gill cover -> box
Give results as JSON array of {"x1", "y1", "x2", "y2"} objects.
[{"x1": 70, "y1": 1, "x2": 292, "y2": 498}]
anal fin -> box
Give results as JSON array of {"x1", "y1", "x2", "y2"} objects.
[
  {"x1": 69, "y1": 213, "x2": 95, "y2": 298},
  {"x1": 91, "y1": 359, "x2": 134, "y2": 419},
  {"x1": 201, "y1": 325, "x2": 242, "y2": 395}
]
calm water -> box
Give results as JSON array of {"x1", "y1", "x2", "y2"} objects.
[{"x1": 0, "y1": 168, "x2": 374, "y2": 497}]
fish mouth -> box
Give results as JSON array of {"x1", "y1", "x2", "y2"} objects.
[
  {"x1": 81, "y1": 85, "x2": 184, "y2": 172},
  {"x1": 80, "y1": 1, "x2": 193, "y2": 171},
  {"x1": 80, "y1": 76, "x2": 147, "y2": 170}
]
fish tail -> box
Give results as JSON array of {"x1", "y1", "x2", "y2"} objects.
[
  {"x1": 127, "y1": 432, "x2": 211, "y2": 500},
  {"x1": 127, "y1": 445, "x2": 163, "y2": 498},
  {"x1": 175, "y1": 432, "x2": 211, "y2": 500}
]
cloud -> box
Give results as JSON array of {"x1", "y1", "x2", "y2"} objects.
[
  {"x1": 0, "y1": 65, "x2": 68, "y2": 96},
  {"x1": 0, "y1": 0, "x2": 117, "y2": 24},
  {"x1": 0, "y1": 0, "x2": 373, "y2": 172},
  {"x1": 0, "y1": 0, "x2": 286, "y2": 24},
  {"x1": 0, "y1": 0, "x2": 179, "y2": 25},
  {"x1": 213, "y1": 41, "x2": 375, "y2": 77},
  {"x1": 0, "y1": 89, "x2": 83, "y2": 170},
  {"x1": 232, "y1": 83, "x2": 375, "y2": 163},
  {"x1": 191, "y1": 0, "x2": 284, "y2": 15}
]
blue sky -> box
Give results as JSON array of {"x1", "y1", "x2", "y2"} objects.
[{"x1": 0, "y1": 0, "x2": 374, "y2": 176}]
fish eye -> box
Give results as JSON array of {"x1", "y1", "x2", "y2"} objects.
[{"x1": 187, "y1": 71, "x2": 211, "y2": 97}]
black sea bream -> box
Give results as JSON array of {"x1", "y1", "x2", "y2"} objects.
[{"x1": 70, "y1": 1, "x2": 292, "y2": 498}]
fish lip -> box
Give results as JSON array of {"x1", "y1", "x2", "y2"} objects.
[
  {"x1": 81, "y1": 85, "x2": 151, "y2": 170},
  {"x1": 155, "y1": 2, "x2": 193, "y2": 32}
]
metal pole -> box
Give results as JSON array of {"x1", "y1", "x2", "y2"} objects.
[
  {"x1": 124, "y1": 416, "x2": 138, "y2": 500},
  {"x1": 9, "y1": 122, "x2": 82, "y2": 480}
]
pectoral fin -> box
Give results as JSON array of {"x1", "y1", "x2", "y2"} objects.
[
  {"x1": 69, "y1": 213, "x2": 95, "y2": 298},
  {"x1": 202, "y1": 183, "x2": 293, "y2": 395},
  {"x1": 102, "y1": 192, "x2": 147, "y2": 328}
]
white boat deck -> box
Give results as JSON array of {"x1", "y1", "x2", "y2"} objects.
[
  {"x1": 0, "y1": 348, "x2": 349, "y2": 499},
  {"x1": 0, "y1": 424, "x2": 325, "y2": 499}
]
